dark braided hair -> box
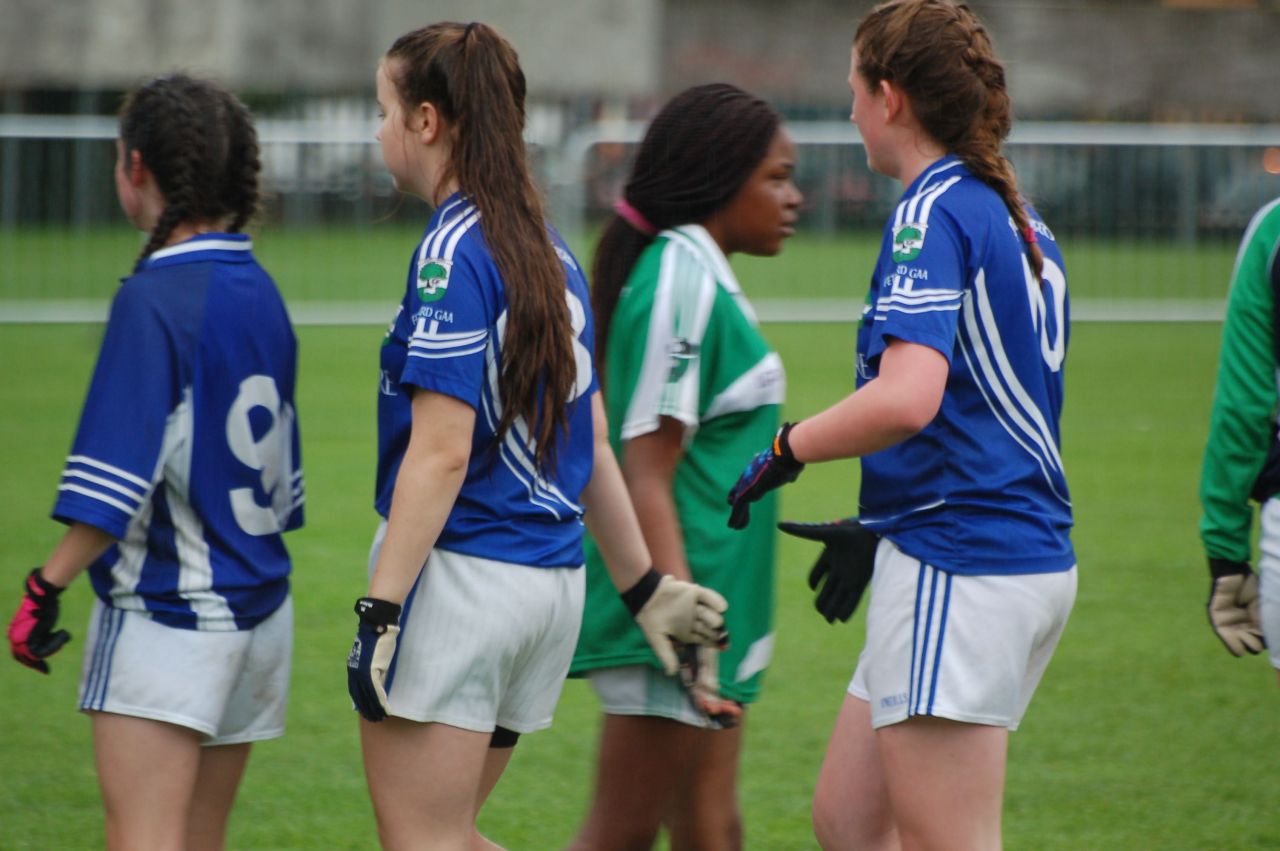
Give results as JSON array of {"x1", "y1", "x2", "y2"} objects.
[
  {"x1": 855, "y1": 0, "x2": 1044, "y2": 279},
  {"x1": 592, "y1": 83, "x2": 780, "y2": 371},
  {"x1": 386, "y1": 23, "x2": 575, "y2": 475},
  {"x1": 119, "y1": 74, "x2": 261, "y2": 270}
]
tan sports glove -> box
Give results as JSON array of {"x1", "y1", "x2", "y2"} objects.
[
  {"x1": 1207, "y1": 559, "x2": 1265, "y2": 657},
  {"x1": 620, "y1": 569, "x2": 728, "y2": 675}
]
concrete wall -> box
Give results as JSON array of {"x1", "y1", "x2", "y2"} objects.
[
  {"x1": 0, "y1": 0, "x2": 660, "y2": 96},
  {"x1": 1, "y1": 0, "x2": 1277, "y2": 119}
]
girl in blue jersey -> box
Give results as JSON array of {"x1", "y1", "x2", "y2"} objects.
[
  {"x1": 727, "y1": 2, "x2": 1076, "y2": 848},
  {"x1": 6, "y1": 75, "x2": 302, "y2": 851},
  {"x1": 345, "y1": 22, "x2": 729, "y2": 850}
]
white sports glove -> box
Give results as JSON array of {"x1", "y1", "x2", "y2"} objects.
[
  {"x1": 620, "y1": 568, "x2": 728, "y2": 675},
  {"x1": 1207, "y1": 560, "x2": 1265, "y2": 657}
]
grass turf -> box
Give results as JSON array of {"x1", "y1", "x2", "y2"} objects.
[{"x1": 1, "y1": 319, "x2": 1277, "y2": 849}]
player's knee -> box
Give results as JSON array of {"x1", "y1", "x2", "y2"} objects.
[{"x1": 813, "y1": 787, "x2": 893, "y2": 851}]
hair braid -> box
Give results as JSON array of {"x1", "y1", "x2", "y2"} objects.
[
  {"x1": 120, "y1": 75, "x2": 262, "y2": 269},
  {"x1": 219, "y1": 90, "x2": 262, "y2": 232},
  {"x1": 856, "y1": 0, "x2": 1043, "y2": 278}
]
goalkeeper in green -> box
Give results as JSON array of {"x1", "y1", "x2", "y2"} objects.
[{"x1": 1200, "y1": 195, "x2": 1280, "y2": 682}]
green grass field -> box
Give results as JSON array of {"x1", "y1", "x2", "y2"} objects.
[
  {"x1": 1, "y1": 314, "x2": 1278, "y2": 850},
  {"x1": 0, "y1": 223, "x2": 1241, "y2": 308}
]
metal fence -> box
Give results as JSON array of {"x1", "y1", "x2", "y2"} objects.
[{"x1": 2, "y1": 113, "x2": 1279, "y2": 322}]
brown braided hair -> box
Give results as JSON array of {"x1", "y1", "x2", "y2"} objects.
[
  {"x1": 119, "y1": 74, "x2": 261, "y2": 271},
  {"x1": 385, "y1": 22, "x2": 576, "y2": 474},
  {"x1": 855, "y1": 0, "x2": 1043, "y2": 279}
]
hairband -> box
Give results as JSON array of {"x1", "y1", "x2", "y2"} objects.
[
  {"x1": 614, "y1": 198, "x2": 658, "y2": 237},
  {"x1": 1022, "y1": 225, "x2": 1038, "y2": 245}
]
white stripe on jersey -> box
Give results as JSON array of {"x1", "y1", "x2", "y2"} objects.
[
  {"x1": 702, "y1": 352, "x2": 785, "y2": 422},
  {"x1": 147, "y1": 238, "x2": 253, "y2": 261},
  {"x1": 424, "y1": 198, "x2": 473, "y2": 258},
  {"x1": 408, "y1": 322, "x2": 489, "y2": 361},
  {"x1": 477, "y1": 323, "x2": 583, "y2": 520},
  {"x1": 65, "y1": 455, "x2": 149, "y2": 488},
  {"x1": 56, "y1": 483, "x2": 138, "y2": 516},
  {"x1": 162, "y1": 388, "x2": 238, "y2": 629},
  {"x1": 957, "y1": 270, "x2": 1071, "y2": 506},
  {"x1": 60, "y1": 470, "x2": 146, "y2": 506},
  {"x1": 620, "y1": 236, "x2": 716, "y2": 441},
  {"x1": 896, "y1": 170, "x2": 963, "y2": 230}
]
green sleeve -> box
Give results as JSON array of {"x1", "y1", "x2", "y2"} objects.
[{"x1": 1199, "y1": 201, "x2": 1280, "y2": 563}]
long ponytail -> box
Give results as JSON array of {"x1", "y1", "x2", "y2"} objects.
[{"x1": 386, "y1": 23, "x2": 574, "y2": 474}]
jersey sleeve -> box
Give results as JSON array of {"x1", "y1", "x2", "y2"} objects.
[
  {"x1": 866, "y1": 207, "x2": 967, "y2": 363},
  {"x1": 617, "y1": 240, "x2": 717, "y2": 442},
  {"x1": 52, "y1": 281, "x2": 184, "y2": 539},
  {"x1": 398, "y1": 248, "x2": 492, "y2": 409},
  {"x1": 1199, "y1": 204, "x2": 1280, "y2": 563}
]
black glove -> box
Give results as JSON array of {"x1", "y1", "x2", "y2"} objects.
[
  {"x1": 346, "y1": 596, "x2": 402, "y2": 721},
  {"x1": 779, "y1": 519, "x2": 879, "y2": 623},
  {"x1": 1206, "y1": 559, "x2": 1264, "y2": 657},
  {"x1": 727, "y1": 422, "x2": 805, "y2": 530},
  {"x1": 8, "y1": 568, "x2": 71, "y2": 674}
]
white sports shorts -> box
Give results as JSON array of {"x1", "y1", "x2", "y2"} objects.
[
  {"x1": 368, "y1": 521, "x2": 585, "y2": 733},
  {"x1": 588, "y1": 665, "x2": 711, "y2": 729},
  {"x1": 849, "y1": 538, "x2": 1076, "y2": 730},
  {"x1": 78, "y1": 596, "x2": 292, "y2": 745},
  {"x1": 1254, "y1": 498, "x2": 1280, "y2": 669}
]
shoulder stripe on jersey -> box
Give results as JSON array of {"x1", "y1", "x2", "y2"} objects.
[
  {"x1": 424, "y1": 202, "x2": 479, "y2": 261},
  {"x1": 957, "y1": 269, "x2": 1071, "y2": 506},
  {"x1": 897, "y1": 174, "x2": 963, "y2": 229},
  {"x1": 620, "y1": 236, "x2": 717, "y2": 438}
]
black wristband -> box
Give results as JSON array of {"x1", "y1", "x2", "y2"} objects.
[
  {"x1": 26, "y1": 568, "x2": 64, "y2": 598},
  {"x1": 775, "y1": 422, "x2": 803, "y2": 468},
  {"x1": 1208, "y1": 558, "x2": 1251, "y2": 579},
  {"x1": 354, "y1": 596, "x2": 402, "y2": 629},
  {"x1": 620, "y1": 567, "x2": 661, "y2": 616}
]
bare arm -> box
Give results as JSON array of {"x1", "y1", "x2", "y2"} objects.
[
  {"x1": 39, "y1": 523, "x2": 115, "y2": 588},
  {"x1": 788, "y1": 339, "x2": 949, "y2": 463},
  {"x1": 621, "y1": 416, "x2": 691, "y2": 582},
  {"x1": 580, "y1": 391, "x2": 653, "y2": 593},
  {"x1": 367, "y1": 389, "x2": 474, "y2": 604}
]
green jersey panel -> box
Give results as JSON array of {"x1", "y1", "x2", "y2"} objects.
[
  {"x1": 572, "y1": 225, "x2": 783, "y2": 704},
  {"x1": 1200, "y1": 198, "x2": 1280, "y2": 563}
]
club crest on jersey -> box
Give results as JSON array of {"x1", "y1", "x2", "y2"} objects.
[
  {"x1": 417, "y1": 258, "x2": 451, "y2": 303},
  {"x1": 667, "y1": 337, "x2": 697, "y2": 382},
  {"x1": 892, "y1": 223, "x2": 927, "y2": 263}
]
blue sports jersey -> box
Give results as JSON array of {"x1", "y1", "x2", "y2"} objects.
[
  {"x1": 376, "y1": 193, "x2": 597, "y2": 567},
  {"x1": 53, "y1": 234, "x2": 303, "y2": 630},
  {"x1": 856, "y1": 156, "x2": 1074, "y2": 575}
]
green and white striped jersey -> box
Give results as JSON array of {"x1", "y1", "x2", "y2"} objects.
[{"x1": 571, "y1": 224, "x2": 783, "y2": 703}]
